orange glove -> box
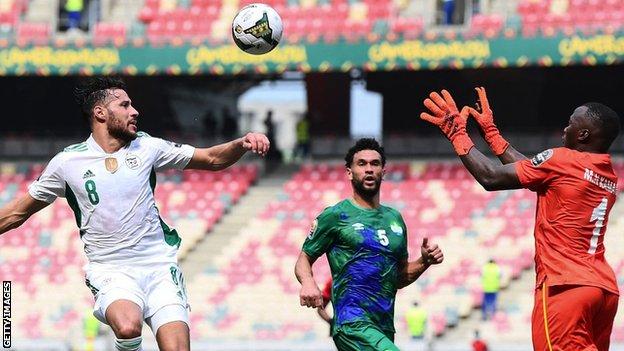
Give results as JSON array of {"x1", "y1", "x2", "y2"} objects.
[
  {"x1": 466, "y1": 87, "x2": 509, "y2": 156},
  {"x1": 421, "y1": 89, "x2": 474, "y2": 156}
]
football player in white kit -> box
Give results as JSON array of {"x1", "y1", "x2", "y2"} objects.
[{"x1": 0, "y1": 77, "x2": 270, "y2": 351}]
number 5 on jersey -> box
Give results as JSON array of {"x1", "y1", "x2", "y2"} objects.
[
  {"x1": 377, "y1": 229, "x2": 389, "y2": 246},
  {"x1": 85, "y1": 180, "x2": 100, "y2": 205}
]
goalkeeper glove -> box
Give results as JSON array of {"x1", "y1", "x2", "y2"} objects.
[
  {"x1": 420, "y1": 89, "x2": 474, "y2": 156},
  {"x1": 466, "y1": 87, "x2": 509, "y2": 156}
]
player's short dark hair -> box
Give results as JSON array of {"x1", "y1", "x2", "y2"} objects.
[
  {"x1": 344, "y1": 138, "x2": 386, "y2": 168},
  {"x1": 74, "y1": 77, "x2": 127, "y2": 122},
  {"x1": 583, "y1": 102, "x2": 621, "y2": 151}
]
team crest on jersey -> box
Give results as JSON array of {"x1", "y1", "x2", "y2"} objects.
[
  {"x1": 125, "y1": 153, "x2": 142, "y2": 170},
  {"x1": 390, "y1": 223, "x2": 403, "y2": 235},
  {"x1": 531, "y1": 149, "x2": 553, "y2": 167},
  {"x1": 105, "y1": 157, "x2": 119, "y2": 173},
  {"x1": 307, "y1": 219, "x2": 318, "y2": 239}
]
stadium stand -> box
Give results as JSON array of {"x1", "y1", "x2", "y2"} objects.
[
  {"x1": 2, "y1": 0, "x2": 621, "y2": 46},
  {"x1": 517, "y1": 0, "x2": 624, "y2": 36},
  {"x1": 0, "y1": 163, "x2": 257, "y2": 341},
  {"x1": 92, "y1": 22, "x2": 127, "y2": 45},
  {"x1": 16, "y1": 21, "x2": 49, "y2": 44},
  {"x1": 0, "y1": 0, "x2": 23, "y2": 36}
]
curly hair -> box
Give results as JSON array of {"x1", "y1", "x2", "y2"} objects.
[
  {"x1": 344, "y1": 138, "x2": 386, "y2": 168},
  {"x1": 74, "y1": 77, "x2": 127, "y2": 121}
]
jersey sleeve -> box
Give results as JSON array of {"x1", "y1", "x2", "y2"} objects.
[
  {"x1": 397, "y1": 213, "x2": 409, "y2": 260},
  {"x1": 28, "y1": 153, "x2": 66, "y2": 203},
  {"x1": 145, "y1": 135, "x2": 196, "y2": 171},
  {"x1": 515, "y1": 148, "x2": 567, "y2": 191},
  {"x1": 302, "y1": 207, "x2": 338, "y2": 259}
]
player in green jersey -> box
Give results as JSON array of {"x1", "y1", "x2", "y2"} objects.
[{"x1": 295, "y1": 138, "x2": 444, "y2": 351}]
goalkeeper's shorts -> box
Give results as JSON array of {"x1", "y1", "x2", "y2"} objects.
[{"x1": 532, "y1": 283, "x2": 618, "y2": 351}]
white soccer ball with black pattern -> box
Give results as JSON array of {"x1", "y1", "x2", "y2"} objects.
[{"x1": 232, "y1": 3, "x2": 283, "y2": 55}]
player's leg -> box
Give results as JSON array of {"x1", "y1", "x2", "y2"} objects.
[
  {"x1": 144, "y1": 264, "x2": 190, "y2": 351},
  {"x1": 146, "y1": 305, "x2": 190, "y2": 351},
  {"x1": 106, "y1": 300, "x2": 145, "y2": 350},
  {"x1": 592, "y1": 290, "x2": 618, "y2": 351},
  {"x1": 532, "y1": 283, "x2": 603, "y2": 351},
  {"x1": 155, "y1": 322, "x2": 190, "y2": 351},
  {"x1": 333, "y1": 323, "x2": 400, "y2": 351},
  {"x1": 86, "y1": 264, "x2": 146, "y2": 351}
]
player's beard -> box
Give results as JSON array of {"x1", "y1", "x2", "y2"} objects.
[
  {"x1": 107, "y1": 113, "x2": 137, "y2": 143},
  {"x1": 352, "y1": 175, "x2": 381, "y2": 199}
]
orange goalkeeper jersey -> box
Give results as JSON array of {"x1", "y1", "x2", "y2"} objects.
[{"x1": 515, "y1": 147, "x2": 619, "y2": 295}]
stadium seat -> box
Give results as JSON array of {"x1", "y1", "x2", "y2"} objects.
[
  {"x1": 16, "y1": 21, "x2": 49, "y2": 45},
  {"x1": 516, "y1": 0, "x2": 618, "y2": 36},
  {"x1": 93, "y1": 22, "x2": 127, "y2": 46}
]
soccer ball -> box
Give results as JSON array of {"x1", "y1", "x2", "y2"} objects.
[{"x1": 232, "y1": 3, "x2": 283, "y2": 55}]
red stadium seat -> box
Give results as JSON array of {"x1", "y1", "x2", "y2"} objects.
[
  {"x1": 517, "y1": 0, "x2": 618, "y2": 36},
  {"x1": 93, "y1": 22, "x2": 127, "y2": 46},
  {"x1": 138, "y1": 7, "x2": 156, "y2": 23},
  {"x1": 16, "y1": 22, "x2": 50, "y2": 45},
  {"x1": 0, "y1": 11, "x2": 18, "y2": 26}
]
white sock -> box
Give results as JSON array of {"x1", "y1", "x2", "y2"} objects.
[{"x1": 115, "y1": 336, "x2": 142, "y2": 351}]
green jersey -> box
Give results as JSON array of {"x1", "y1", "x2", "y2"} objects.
[{"x1": 303, "y1": 199, "x2": 408, "y2": 334}]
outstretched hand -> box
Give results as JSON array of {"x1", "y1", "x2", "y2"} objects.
[
  {"x1": 466, "y1": 86, "x2": 509, "y2": 156},
  {"x1": 241, "y1": 132, "x2": 270, "y2": 156},
  {"x1": 420, "y1": 89, "x2": 474, "y2": 155},
  {"x1": 421, "y1": 90, "x2": 470, "y2": 139},
  {"x1": 466, "y1": 86, "x2": 494, "y2": 127},
  {"x1": 420, "y1": 237, "x2": 444, "y2": 266}
]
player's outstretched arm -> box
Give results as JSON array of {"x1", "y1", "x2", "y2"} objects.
[
  {"x1": 459, "y1": 148, "x2": 522, "y2": 191},
  {"x1": 467, "y1": 87, "x2": 527, "y2": 164},
  {"x1": 186, "y1": 132, "x2": 270, "y2": 171},
  {"x1": 295, "y1": 251, "x2": 324, "y2": 308},
  {"x1": 398, "y1": 238, "x2": 443, "y2": 289},
  {"x1": 0, "y1": 194, "x2": 50, "y2": 235}
]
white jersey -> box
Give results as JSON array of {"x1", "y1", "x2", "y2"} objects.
[{"x1": 28, "y1": 132, "x2": 195, "y2": 265}]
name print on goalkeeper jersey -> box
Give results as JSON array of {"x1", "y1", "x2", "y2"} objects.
[{"x1": 302, "y1": 199, "x2": 408, "y2": 334}]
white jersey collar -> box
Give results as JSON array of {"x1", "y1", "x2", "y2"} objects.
[{"x1": 86, "y1": 134, "x2": 131, "y2": 155}]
